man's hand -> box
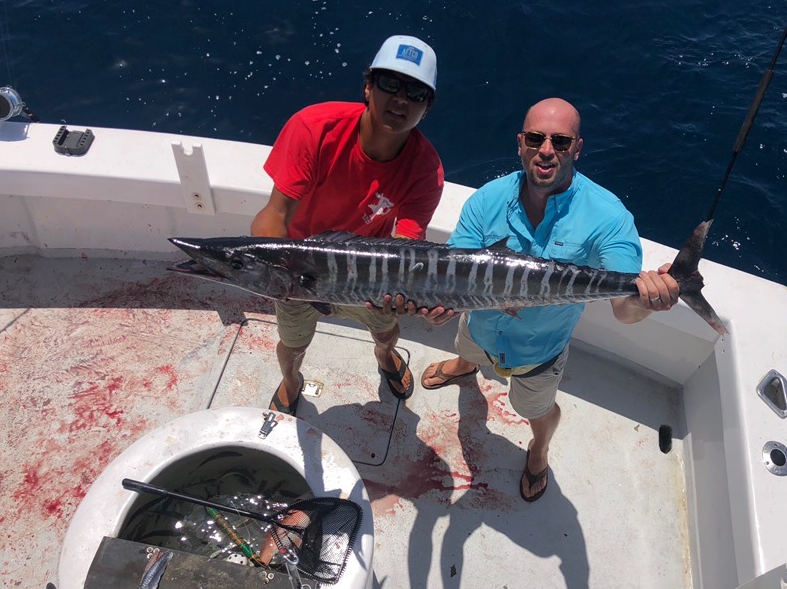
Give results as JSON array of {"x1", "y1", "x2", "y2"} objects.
[
  {"x1": 422, "y1": 305, "x2": 458, "y2": 326},
  {"x1": 610, "y1": 263, "x2": 680, "y2": 324},
  {"x1": 365, "y1": 294, "x2": 458, "y2": 326},
  {"x1": 634, "y1": 263, "x2": 680, "y2": 311}
]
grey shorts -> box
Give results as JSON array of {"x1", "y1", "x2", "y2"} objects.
[
  {"x1": 275, "y1": 300, "x2": 399, "y2": 349},
  {"x1": 454, "y1": 313, "x2": 569, "y2": 420}
]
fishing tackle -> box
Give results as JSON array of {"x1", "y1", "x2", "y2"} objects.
[
  {"x1": 705, "y1": 21, "x2": 787, "y2": 222},
  {"x1": 205, "y1": 506, "x2": 266, "y2": 567}
]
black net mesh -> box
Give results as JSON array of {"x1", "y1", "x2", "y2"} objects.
[{"x1": 270, "y1": 497, "x2": 362, "y2": 584}]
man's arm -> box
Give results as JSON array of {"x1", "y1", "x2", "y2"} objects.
[
  {"x1": 250, "y1": 187, "x2": 300, "y2": 238},
  {"x1": 610, "y1": 263, "x2": 680, "y2": 323}
]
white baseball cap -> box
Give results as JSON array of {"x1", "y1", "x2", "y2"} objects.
[{"x1": 370, "y1": 35, "x2": 437, "y2": 91}]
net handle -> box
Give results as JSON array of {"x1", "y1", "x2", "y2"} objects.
[{"x1": 121, "y1": 478, "x2": 301, "y2": 532}]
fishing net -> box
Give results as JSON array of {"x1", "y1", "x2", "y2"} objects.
[
  {"x1": 122, "y1": 478, "x2": 362, "y2": 585},
  {"x1": 261, "y1": 497, "x2": 363, "y2": 584}
]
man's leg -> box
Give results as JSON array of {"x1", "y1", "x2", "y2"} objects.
[
  {"x1": 371, "y1": 322, "x2": 399, "y2": 372},
  {"x1": 271, "y1": 340, "x2": 309, "y2": 409},
  {"x1": 270, "y1": 300, "x2": 321, "y2": 411},
  {"x1": 369, "y1": 323, "x2": 414, "y2": 397},
  {"x1": 509, "y1": 346, "x2": 570, "y2": 501},
  {"x1": 332, "y1": 305, "x2": 410, "y2": 396},
  {"x1": 522, "y1": 403, "x2": 561, "y2": 498}
]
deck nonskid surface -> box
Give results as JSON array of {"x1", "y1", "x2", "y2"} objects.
[{"x1": 0, "y1": 255, "x2": 690, "y2": 589}]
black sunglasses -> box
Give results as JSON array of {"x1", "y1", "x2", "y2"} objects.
[
  {"x1": 521, "y1": 131, "x2": 575, "y2": 152},
  {"x1": 375, "y1": 73, "x2": 432, "y2": 103}
]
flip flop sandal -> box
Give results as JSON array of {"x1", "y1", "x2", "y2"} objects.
[
  {"x1": 420, "y1": 360, "x2": 479, "y2": 390},
  {"x1": 380, "y1": 348, "x2": 414, "y2": 400},
  {"x1": 270, "y1": 373, "x2": 304, "y2": 416},
  {"x1": 520, "y1": 449, "x2": 549, "y2": 503}
]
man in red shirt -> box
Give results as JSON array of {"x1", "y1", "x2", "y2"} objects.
[{"x1": 251, "y1": 35, "x2": 444, "y2": 415}]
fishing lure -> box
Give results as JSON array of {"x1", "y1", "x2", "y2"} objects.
[{"x1": 206, "y1": 506, "x2": 265, "y2": 567}]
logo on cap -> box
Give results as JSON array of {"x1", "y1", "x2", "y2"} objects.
[{"x1": 396, "y1": 44, "x2": 423, "y2": 66}]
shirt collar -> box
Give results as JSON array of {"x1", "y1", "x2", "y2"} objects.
[
  {"x1": 550, "y1": 170, "x2": 579, "y2": 213},
  {"x1": 510, "y1": 169, "x2": 579, "y2": 212}
]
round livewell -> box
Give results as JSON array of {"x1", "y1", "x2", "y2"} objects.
[{"x1": 57, "y1": 406, "x2": 374, "y2": 589}]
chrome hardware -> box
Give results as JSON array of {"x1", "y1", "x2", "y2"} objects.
[
  {"x1": 0, "y1": 86, "x2": 24, "y2": 121},
  {"x1": 762, "y1": 441, "x2": 787, "y2": 476},
  {"x1": 258, "y1": 412, "x2": 278, "y2": 439},
  {"x1": 757, "y1": 369, "x2": 787, "y2": 418}
]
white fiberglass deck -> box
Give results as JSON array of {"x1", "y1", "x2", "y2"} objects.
[{"x1": 1, "y1": 255, "x2": 691, "y2": 589}]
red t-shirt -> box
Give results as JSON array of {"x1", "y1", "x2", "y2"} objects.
[{"x1": 263, "y1": 102, "x2": 444, "y2": 239}]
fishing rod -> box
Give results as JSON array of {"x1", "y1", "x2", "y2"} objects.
[{"x1": 705, "y1": 20, "x2": 787, "y2": 222}]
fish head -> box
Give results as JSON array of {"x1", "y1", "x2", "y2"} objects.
[{"x1": 168, "y1": 236, "x2": 294, "y2": 300}]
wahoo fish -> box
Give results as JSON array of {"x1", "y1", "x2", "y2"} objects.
[{"x1": 168, "y1": 221, "x2": 727, "y2": 335}]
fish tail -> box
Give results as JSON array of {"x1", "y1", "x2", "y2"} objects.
[{"x1": 668, "y1": 220, "x2": 728, "y2": 335}]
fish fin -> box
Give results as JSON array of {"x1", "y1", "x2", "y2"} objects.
[
  {"x1": 677, "y1": 291, "x2": 728, "y2": 336},
  {"x1": 307, "y1": 231, "x2": 442, "y2": 249},
  {"x1": 449, "y1": 238, "x2": 519, "y2": 256},
  {"x1": 455, "y1": 237, "x2": 519, "y2": 256},
  {"x1": 669, "y1": 220, "x2": 728, "y2": 335},
  {"x1": 306, "y1": 230, "x2": 365, "y2": 243}
]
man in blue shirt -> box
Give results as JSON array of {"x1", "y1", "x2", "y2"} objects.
[{"x1": 420, "y1": 97, "x2": 680, "y2": 502}]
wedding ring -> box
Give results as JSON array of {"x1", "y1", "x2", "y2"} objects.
[{"x1": 649, "y1": 297, "x2": 660, "y2": 304}]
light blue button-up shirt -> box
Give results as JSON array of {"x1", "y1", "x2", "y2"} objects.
[{"x1": 448, "y1": 170, "x2": 643, "y2": 368}]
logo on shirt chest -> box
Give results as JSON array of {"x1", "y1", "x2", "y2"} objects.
[{"x1": 362, "y1": 193, "x2": 394, "y2": 224}]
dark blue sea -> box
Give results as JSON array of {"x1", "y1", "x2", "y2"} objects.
[{"x1": 2, "y1": 0, "x2": 786, "y2": 283}]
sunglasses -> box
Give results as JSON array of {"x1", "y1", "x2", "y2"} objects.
[
  {"x1": 520, "y1": 131, "x2": 575, "y2": 152},
  {"x1": 375, "y1": 73, "x2": 432, "y2": 103}
]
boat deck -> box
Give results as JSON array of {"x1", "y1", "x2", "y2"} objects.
[{"x1": 1, "y1": 254, "x2": 692, "y2": 589}]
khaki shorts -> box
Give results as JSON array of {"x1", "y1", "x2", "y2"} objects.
[
  {"x1": 275, "y1": 300, "x2": 399, "y2": 348},
  {"x1": 454, "y1": 313, "x2": 569, "y2": 420}
]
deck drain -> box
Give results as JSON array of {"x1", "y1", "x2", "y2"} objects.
[{"x1": 762, "y1": 441, "x2": 787, "y2": 476}]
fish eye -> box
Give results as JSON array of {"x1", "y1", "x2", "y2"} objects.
[
  {"x1": 298, "y1": 274, "x2": 317, "y2": 288},
  {"x1": 230, "y1": 257, "x2": 244, "y2": 270}
]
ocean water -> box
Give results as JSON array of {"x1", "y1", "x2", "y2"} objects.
[{"x1": 2, "y1": 0, "x2": 786, "y2": 283}]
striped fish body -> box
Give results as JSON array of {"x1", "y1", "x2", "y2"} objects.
[
  {"x1": 285, "y1": 236, "x2": 641, "y2": 309},
  {"x1": 171, "y1": 222, "x2": 728, "y2": 335},
  {"x1": 170, "y1": 232, "x2": 640, "y2": 311}
]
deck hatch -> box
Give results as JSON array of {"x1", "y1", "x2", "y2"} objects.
[{"x1": 756, "y1": 369, "x2": 787, "y2": 418}]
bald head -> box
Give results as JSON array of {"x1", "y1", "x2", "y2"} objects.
[
  {"x1": 518, "y1": 97, "x2": 584, "y2": 195},
  {"x1": 523, "y1": 98, "x2": 581, "y2": 138}
]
